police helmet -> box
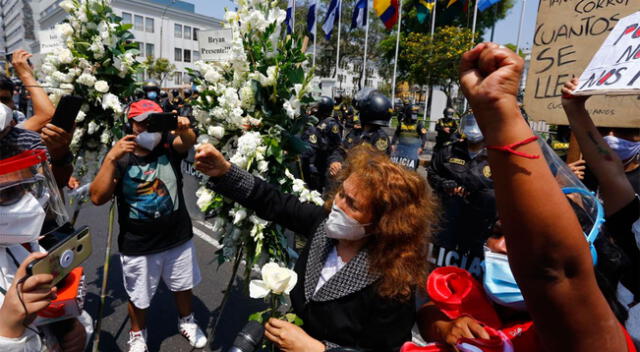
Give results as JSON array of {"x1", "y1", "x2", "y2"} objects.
[
  {"x1": 317, "y1": 96, "x2": 335, "y2": 117},
  {"x1": 334, "y1": 94, "x2": 343, "y2": 105},
  {"x1": 142, "y1": 80, "x2": 160, "y2": 93},
  {"x1": 403, "y1": 104, "x2": 419, "y2": 122},
  {"x1": 171, "y1": 88, "x2": 180, "y2": 98},
  {"x1": 159, "y1": 90, "x2": 169, "y2": 99},
  {"x1": 443, "y1": 107, "x2": 456, "y2": 119},
  {"x1": 133, "y1": 88, "x2": 145, "y2": 100},
  {"x1": 358, "y1": 91, "x2": 392, "y2": 127},
  {"x1": 183, "y1": 89, "x2": 193, "y2": 98}
]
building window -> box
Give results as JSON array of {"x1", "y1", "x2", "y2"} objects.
[
  {"x1": 192, "y1": 50, "x2": 200, "y2": 61},
  {"x1": 183, "y1": 49, "x2": 191, "y2": 63},
  {"x1": 184, "y1": 25, "x2": 192, "y2": 40},
  {"x1": 145, "y1": 17, "x2": 154, "y2": 33},
  {"x1": 174, "y1": 24, "x2": 182, "y2": 38},
  {"x1": 193, "y1": 28, "x2": 199, "y2": 41},
  {"x1": 174, "y1": 48, "x2": 182, "y2": 62},
  {"x1": 122, "y1": 12, "x2": 132, "y2": 24},
  {"x1": 145, "y1": 43, "x2": 155, "y2": 58},
  {"x1": 174, "y1": 72, "x2": 182, "y2": 85},
  {"x1": 134, "y1": 15, "x2": 144, "y2": 31},
  {"x1": 135, "y1": 41, "x2": 143, "y2": 55}
]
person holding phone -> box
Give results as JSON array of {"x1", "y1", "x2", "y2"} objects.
[
  {"x1": 89, "y1": 99, "x2": 206, "y2": 352},
  {"x1": 0, "y1": 50, "x2": 74, "y2": 189}
]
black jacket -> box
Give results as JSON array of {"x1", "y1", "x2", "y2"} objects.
[{"x1": 210, "y1": 165, "x2": 415, "y2": 351}]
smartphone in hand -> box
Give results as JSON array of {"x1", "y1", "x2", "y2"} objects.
[
  {"x1": 50, "y1": 95, "x2": 84, "y2": 132},
  {"x1": 27, "y1": 226, "x2": 92, "y2": 286},
  {"x1": 146, "y1": 112, "x2": 178, "y2": 133}
]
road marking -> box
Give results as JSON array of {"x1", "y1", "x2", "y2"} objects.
[
  {"x1": 196, "y1": 219, "x2": 218, "y2": 234},
  {"x1": 192, "y1": 226, "x2": 222, "y2": 249}
]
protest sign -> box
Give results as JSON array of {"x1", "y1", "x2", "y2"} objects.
[
  {"x1": 39, "y1": 29, "x2": 64, "y2": 54},
  {"x1": 523, "y1": 0, "x2": 640, "y2": 127},
  {"x1": 574, "y1": 11, "x2": 640, "y2": 95},
  {"x1": 198, "y1": 29, "x2": 234, "y2": 62}
]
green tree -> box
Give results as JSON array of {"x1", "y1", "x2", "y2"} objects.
[
  {"x1": 390, "y1": 26, "x2": 476, "y2": 101},
  {"x1": 143, "y1": 56, "x2": 176, "y2": 84}
]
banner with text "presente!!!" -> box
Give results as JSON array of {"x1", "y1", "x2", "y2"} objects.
[
  {"x1": 198, "y1": 29, "x2": 234, "y2": 62},
  {"x1": 523, "y1": 0, "x2": 640, "y2": 128},
  {"x1": 574, "y1": 11, "x2": 640, "y2": 95}
]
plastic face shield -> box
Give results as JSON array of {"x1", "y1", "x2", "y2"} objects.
[
  {"x1": 0, "y1": 150, "x2": 69, "y2": 235},
  {"x1": 460, "y1": 114, "x2": 483, "y2": 142},
  {"x1": 538, "y1": 137, "x2": 604, "y2": 265}
]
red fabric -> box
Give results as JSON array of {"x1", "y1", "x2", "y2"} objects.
[
  {"x1": 128, "y1": 99, "x2": 163, "y2": 120},
  {"x1": 424, "y1": 266, "x2": 637, "y2": 352},
  {"x1": 427, "y1": 266, "x2": 502, "y2": 327}
]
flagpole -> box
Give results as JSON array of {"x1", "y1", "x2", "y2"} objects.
[
  {"x1": 313, "y1": 2, "x2": 317, "y2": 68},
  {"x1": 335, "y1": 0, "x2": 343, "y2": 81},
  {"x1": 463, "y1": 0, "x2": 479, "y2": 113},
  {"x1": 423, "y1": 0, "x2": 437, "y2": 121},
  {"x1": 292, "y1": 0, "x2": 296, "y2": 33},
  {"x1": 361, "y1": 0, "x2": 370, "y2": 88},
  {"x1": 391, "y1": 0, "x2": 403, "y2": 109},
  {"x1": 515, "y1": 0, "x2": 527, "y2": 53}
]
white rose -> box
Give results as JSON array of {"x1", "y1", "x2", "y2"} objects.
[
  {"x1": 257, "y1": 160, "x2": 269, "y2": 173},
  {"x1": 196, "y1": 187, "x2": 215, "y2": 212},
  {"x1": 77, "y1": 73, "x2": 96, "y2": 87},
  {"x1": 207, "y1": 125, "x2": 225, "y2": 140},
  {"x1": 57, "y1": 48, "x2": 74, "y2": 64},
  {"x1": 94, "y1": 80, "x2": 109, "y2": 93},
  {"x1": 283, "y1": 100, "x2": 296, "y2": 119},
  {"x1": 232, "y1": 208, "x2": 247, "y2": 224},
  {"x1": 249, "y1": 262, "x2": 298, "y2": 298},
  {"x1": 204, "y1": 69, "x2": 221, "y2": 84},
  {"x1": 87, "y1": 121, "x2": 98, "y2": 135},
  {"x1": 100, "y1": 130, "x2": 111, "y2": 144},
  {"x1": 101, "y1": 93, "x2": 122, "y2": 114},
  {"x1": 56, "y1": 23, "x2": 74, "y2": 38},
  {"x1": 75, "y1": 110, "x2": 86, "y2": 122},
  {"x1": 59, "y1": 0, "x2": 75, "y2": 12}
]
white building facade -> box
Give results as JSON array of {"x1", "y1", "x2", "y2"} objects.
[{"x1": 3, "y1": 0, "x2": 221, "y2": 88}]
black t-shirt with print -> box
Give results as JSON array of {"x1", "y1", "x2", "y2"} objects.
[{"x1": 115, "y1": 135, "x2": 192, "y2": 255}]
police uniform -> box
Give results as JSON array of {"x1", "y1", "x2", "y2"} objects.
[
  {"x1": 301, "y1": 123, "x2": 323, "y2": 191},
  {"x1": 329, "y1": 127, "x2": 391, "y2": 165},
  {"x1": 392, "y1": 120, "x2": 428, "y2": 147},
  {"x1": 435, "y1": 117, "x2": 458, "y2": 151},
  {"x1": 427, "y1": 140, "x2": 496, "y2": 255}
]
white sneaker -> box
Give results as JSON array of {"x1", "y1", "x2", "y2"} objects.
[
  {"x1": 178, "y1": 314, "x2": 207, "y2": 349},
  {"x1": 127, "y1": 330, "x2": 148, "y2": 352}
]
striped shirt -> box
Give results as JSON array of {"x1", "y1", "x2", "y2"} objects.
[{"x1": 0, "y1": 126, "x2": 47, "y2": 160}]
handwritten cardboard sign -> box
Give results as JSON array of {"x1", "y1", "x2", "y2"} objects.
[
  {"x1": 523, "y1": 0, "x2": 640, "y2": 127},
  {"x1": 574, "y1": 11, "x2": 640, "y2": 95},
  {"x1": 39, "y1": 29, "x2": 64, "y2": 54},
  {"x1": 198, "y1": 29, "x2": 233, "y2": 62}
]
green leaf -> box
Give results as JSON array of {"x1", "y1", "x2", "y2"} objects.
[
  {"x1": 284, "y1": 313, "x2": 303, "y2": 326},
  {"x1": 248, "y1": 311, "x2": 264, "y2": 324}
]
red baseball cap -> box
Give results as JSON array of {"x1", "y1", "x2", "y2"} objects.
[{"x1": 128, "y1": 99, "x2": 163, "y2": 121}]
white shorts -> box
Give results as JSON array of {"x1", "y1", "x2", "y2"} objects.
[{"x1": 120, "y1": 240, "x2": 201, "y2": 309}]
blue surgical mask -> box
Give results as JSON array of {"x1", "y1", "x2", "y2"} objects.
[
  {"x1": 482, "y1": 249, "x2": 527, "y2": 311},
  {"x1": 603, "y1": 136, "x2": 640, "y2": 162},
  {"x1": 482, "y1": 187, "x2": 604, "y2": 311},
  {"x1": 146, "y1": 91, "x2": 158, "y2": 100}
]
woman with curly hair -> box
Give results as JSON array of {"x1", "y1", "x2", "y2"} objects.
[{"x1": 195, "y1": 143, "x2": 438, "y2": 351}]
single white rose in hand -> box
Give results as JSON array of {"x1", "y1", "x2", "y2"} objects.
[{"x1": 249, "y1": 262, "x2": 298, "y2": 298}]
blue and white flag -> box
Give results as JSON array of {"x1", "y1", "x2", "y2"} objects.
[
  {"x1": 351, "y1": 0, "x2": 368, "y2": 30},
  {"x1": 307, "y1": 0, "x2": 317, "y2": 38},
  {"x1": 285, "y1": 0, "x2": 295, "y2": 34},
  {"x1": 322, "y1": 0, "x2": 341, "y2": 40}
]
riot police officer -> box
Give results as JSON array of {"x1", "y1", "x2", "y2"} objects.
[
  {"x1": 179, "y1": 88, "x2": 194, "y2": 118},
  {"x1": 427, "y1": 113, "x2": 496, "y2": 256},
  {"x1": 435, "y1": 107, "x2": 458, "y2": 151},
  {"x1": 133, "y1": 88, "x2": 145, "y2": 102},
  {"x1": 142, "y1": 80, "x2": 161, "y2": 102},
  {"x1": 328, "y1": 90, "x2": 392, "y2": 177},
  {"x1": 391, "y1": 104, "x2": 427, "y2": 170}
]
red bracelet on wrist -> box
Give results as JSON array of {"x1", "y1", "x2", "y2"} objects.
[{"x1": 486, "y1": 136, "x2": 540, "y2": 159}]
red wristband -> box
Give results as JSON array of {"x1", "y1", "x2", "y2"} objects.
[{"x1": 486, "y1": 136, "x2": 540, "y2": 159}]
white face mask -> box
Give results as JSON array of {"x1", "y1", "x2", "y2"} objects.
[
  {"x1": 325, "y1": 202, "x2": 370, "y2": 241},
  {"x1": 135, "y1": 131, "x2": 162, "y2": 151},
  {"x1": 0, "y1": 192, "x2": 45, "y2": 245},
  {"x1": 0, "y1": 103, "x2": 12, "y2": 132}
]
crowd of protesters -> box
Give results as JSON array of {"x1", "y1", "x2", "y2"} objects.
[{"x1": 0, "y1": 41, "x2": 639, "y2": 352}]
